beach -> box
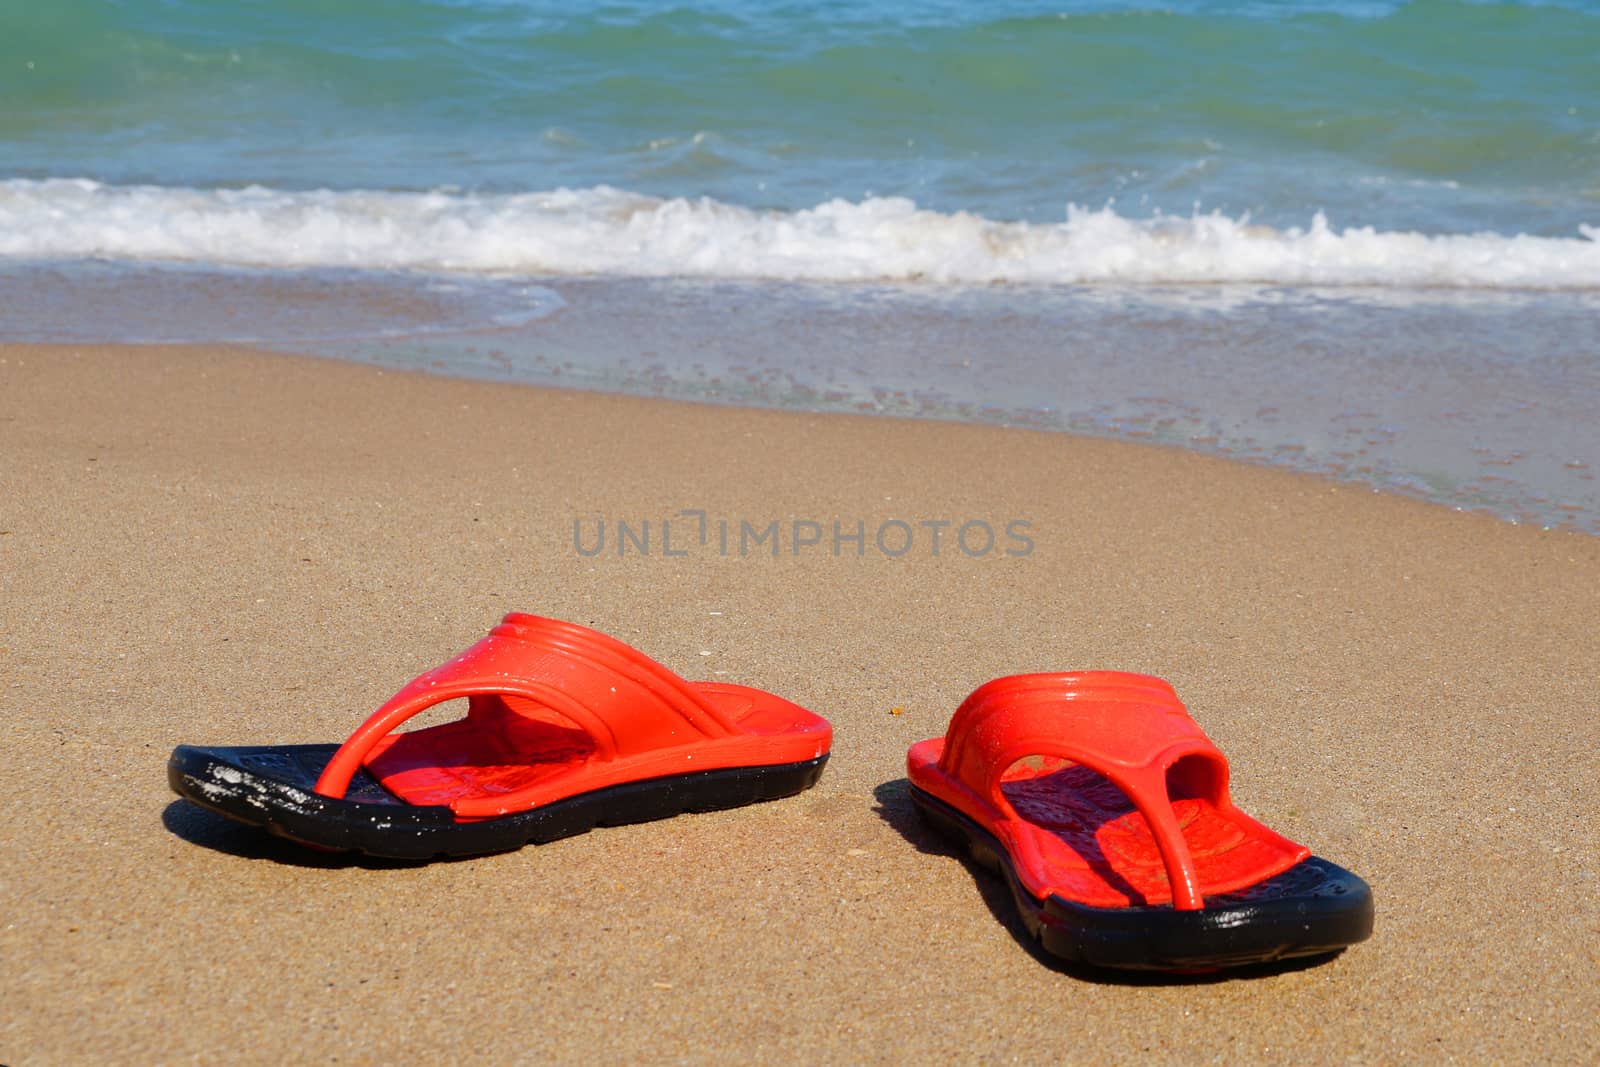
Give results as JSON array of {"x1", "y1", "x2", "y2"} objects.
[
  {"x1": 3, "y1": 341, "x2": 1596, "y2": 1063},
  {"x1": 5, "y1": 1, "x2": 1599, "y2": 1059}
]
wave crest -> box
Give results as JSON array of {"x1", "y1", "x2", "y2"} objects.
[{"x1": 2, "y1": 178, "x2": 1596, "y2": 289}]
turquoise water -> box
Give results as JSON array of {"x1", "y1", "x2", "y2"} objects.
[{"x1": 2, "y1": 0, "x2": 1596, "y2": 245}]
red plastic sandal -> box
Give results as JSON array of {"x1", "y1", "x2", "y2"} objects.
[
  {"x1": 907, "y1": 672, "x2": 1372, "y2": 971},
  {"x1": 169, "y1": 613, "x2": 832, "y2": 858}
]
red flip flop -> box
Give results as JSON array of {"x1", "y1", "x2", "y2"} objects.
[
  {"x1": 907, "y1": 672, "x2": 1373, "y2": 971},
  {"x1": 169, "y1": 613, "x2": 832, "y2": 858}
]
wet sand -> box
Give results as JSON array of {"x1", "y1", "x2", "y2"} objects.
[{"x1": 2, "y1": 342, "x2": 1596, "y2": 1063}]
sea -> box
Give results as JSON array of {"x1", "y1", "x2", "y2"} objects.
[{"x1": 2, "y1": 0, "x2": 1596, "y2": 530}]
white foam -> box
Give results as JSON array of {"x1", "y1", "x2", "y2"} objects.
[{"x1": 2, "y1": 177, "x2": 1597, "y2": 289}]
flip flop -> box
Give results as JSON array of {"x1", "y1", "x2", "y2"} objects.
[
  {"x1": 907, "y1": 672, "x2": 1373, "y2": 971},
  {"x1": 168, "y1": 613, "x2": 832, "y2": 859}
]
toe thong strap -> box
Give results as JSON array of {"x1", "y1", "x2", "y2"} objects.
[{"x1": 940, "y1": 672, "x2": 1234, "y2": 911}]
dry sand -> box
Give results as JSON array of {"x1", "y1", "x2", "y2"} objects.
[{"x1": 2, "y1": 342, "x2": 1596, "y2": 1064}]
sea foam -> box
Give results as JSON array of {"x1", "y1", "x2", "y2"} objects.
[{"x1": 2, "y1": 178, "x2": 1596, "y2": 290}]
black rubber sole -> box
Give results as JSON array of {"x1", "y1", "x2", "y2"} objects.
[
  {"x1": 910, "y1": 786, "x2": 1374, "y2": 971},
  {"x1": 169, "y1": 743, "x2": 829, "y2": 860}
]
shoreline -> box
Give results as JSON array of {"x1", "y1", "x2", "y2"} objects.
[
  {"x1": 5, "y1": 266, "x2": 1595, "y2": 535},
  {"x1": 3, "y1": 341, "x2": 1597, "y2": 1062}
]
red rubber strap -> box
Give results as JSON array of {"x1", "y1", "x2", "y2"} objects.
[
  {"x1": 313, "y1": 613, "x2": 737, "y2": 800},
  {"x1": 938, "y1": 673, "x2": 1232, "y2": 912}
]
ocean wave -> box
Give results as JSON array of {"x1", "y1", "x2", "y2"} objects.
[{"x1": 2, "y1": 178, "x2": 1596, "y2": 290}]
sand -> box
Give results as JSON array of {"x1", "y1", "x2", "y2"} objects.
[{"x1": 2, "y1": 342, "x2": 1596, "y2": 1064}]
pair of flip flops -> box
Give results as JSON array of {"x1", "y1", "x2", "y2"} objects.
[{"x1": 169, "y1": 612, "x2": 1373, "y2": 972}]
